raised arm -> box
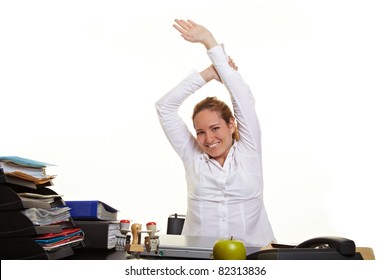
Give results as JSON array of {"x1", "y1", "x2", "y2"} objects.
[
  {"x1": 155, "y1": 20, "x2": 218, "y2": 160},
  {"x1": 156, "y1": 70, "x2": 205, "y2": 160},
  {"x1": 209, "y1": 45, "x2": 262, "y2": 153}
]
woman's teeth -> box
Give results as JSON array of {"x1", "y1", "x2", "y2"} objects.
[{"x1": 208, "y1": 142, "x2": 218, "y2": 148}]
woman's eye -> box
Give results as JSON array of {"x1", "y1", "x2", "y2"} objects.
[
  {"x1": 197, "y1": 131, "x2": 204, "y2": 135},
  {"x1": 212, "y1": 127, "x2": 220, "y2": 131}
]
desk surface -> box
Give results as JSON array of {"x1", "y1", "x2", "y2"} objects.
[
  {"x1": 65, "y1": 247, "x2": 375, "y2": 260},
  {"x1": 65, "y1": 248, "x2": 203, "y2": 260},
  {"x1": 65, "y1": 248, "x2": 128, "y2": 260}
]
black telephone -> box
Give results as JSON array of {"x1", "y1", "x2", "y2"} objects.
[{"x1": 247, "y1": 236, "x2": 363, "y2": 260}]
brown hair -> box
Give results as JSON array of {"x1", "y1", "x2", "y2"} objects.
[{"x1": 192, "y1": 97, "x2": 239, "y2": 141}]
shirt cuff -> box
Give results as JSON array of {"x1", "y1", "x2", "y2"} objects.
[
  {"x1": 183, "y1": 69, "x2": 207, "y2": 93},
  {"x1": 207, "y1": 44, "x2": 228, "y2": 65}
]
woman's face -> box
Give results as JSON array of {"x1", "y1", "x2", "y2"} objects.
[{"x1": 193, "y1": 109, "x2": 235, "y2": 166}]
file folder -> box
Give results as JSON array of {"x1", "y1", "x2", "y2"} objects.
[
  {"x1": 73, "y1": 220, "x2": 120, "y2": 249},
  {"x1": 65, "y1": 200, "x2": 118, "y2": 221}
]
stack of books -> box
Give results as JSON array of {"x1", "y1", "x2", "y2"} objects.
[{"x1": 0, "y1": 156, "x2": 84, "y2": 260}]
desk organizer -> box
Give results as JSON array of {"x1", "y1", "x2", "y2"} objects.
[{"x1": 0, "y1": 169, "x2": 83, "y2": 260}]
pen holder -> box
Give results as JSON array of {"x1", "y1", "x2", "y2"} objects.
[{"x1": 167, "y1": 213, "x2": 185, "y2": 235}]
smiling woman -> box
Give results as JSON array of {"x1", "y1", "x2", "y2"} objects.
[
  {"x1": 193, "y1": 97, "x2": 237, "y2": 166},
  {"x1": 155, "y1": 19, "x2": 275, "y2": 248}
]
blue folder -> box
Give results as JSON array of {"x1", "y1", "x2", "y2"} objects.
[{"x1": 65, "y1": 200, "x2": 118, "y2": 221}]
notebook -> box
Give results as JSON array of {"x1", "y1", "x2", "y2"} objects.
[{"x1": 140, "y1": 234, "x2": 260, "y2": 259}]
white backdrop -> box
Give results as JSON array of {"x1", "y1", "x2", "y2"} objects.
[{"x1": 1, "y1": 0, "x2": 389, "y2": 261}]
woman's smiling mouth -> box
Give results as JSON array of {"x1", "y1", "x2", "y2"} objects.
[{"x1": 206, "y1": 142, "x2": 220, "y2": 148}]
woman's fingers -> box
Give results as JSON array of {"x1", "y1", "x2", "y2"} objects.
[{"x1": 228, "y1": 56, "x2": 238, "y2": 70}]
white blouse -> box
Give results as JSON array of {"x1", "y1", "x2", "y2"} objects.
[{"x1": 156, "y1": 44, "x2": 275, "y2": 247}]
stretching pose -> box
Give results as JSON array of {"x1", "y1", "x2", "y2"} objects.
[{"x1": 156, "y1": 19, "x2": 275, "y2": 247}]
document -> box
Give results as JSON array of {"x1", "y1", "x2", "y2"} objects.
[
  {"x1": 20, "y1": 207, "x2": 71, "y2": 226},
  {"x1": 34, "y1": 228, "x2": 85, "y2": 251}
]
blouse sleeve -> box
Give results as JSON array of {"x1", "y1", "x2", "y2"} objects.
[
  {"x1": 155, "y1": 70, "x2": 206, "y2": 160},
  {"x1": 207, "y1": 45, "x2": 262, "y2": 154}
]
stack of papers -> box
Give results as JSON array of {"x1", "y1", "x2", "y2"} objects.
[
  {"x1": 73, "y1": 220, "x2": 120, "y2": 249},
  {"x1": 34, "y1": 228, "x2": 84, "y2": 251},
  {"x1": 0, "y1": 156, "x2": 56, "y2": 185},
  {"x1": 21, "y1": 207, "x2": 72, "y2": 226},
  {"x1": 18, "y1": 193, "x2": 64, "y2": 210}
]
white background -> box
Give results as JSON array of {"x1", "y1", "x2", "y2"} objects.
[{"x1": 1, "y1": 0, "x2": 389, "y2": 263}]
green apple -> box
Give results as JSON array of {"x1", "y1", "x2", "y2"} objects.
[{"x1": 212, "y1": 237, "x2": 247, "y2": 260}]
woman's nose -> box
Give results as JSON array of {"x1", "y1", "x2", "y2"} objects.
[{"x1": 205, "y1": 132, "x2": 213, "y2": 143}]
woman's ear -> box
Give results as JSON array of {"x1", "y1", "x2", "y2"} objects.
[{"x1": 229, "y1": 117, "x2": 235, "y2": 132}]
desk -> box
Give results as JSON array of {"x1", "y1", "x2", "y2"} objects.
[
  {"x1": 65, "y1": 248, "x2": 169, "y2": 260},
  {"x1": 65, "y1": 248, "x2": 129, "y2": 260},
  {"x1": 65, "y1": 246, "x2": 375, "y2": 260}
]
